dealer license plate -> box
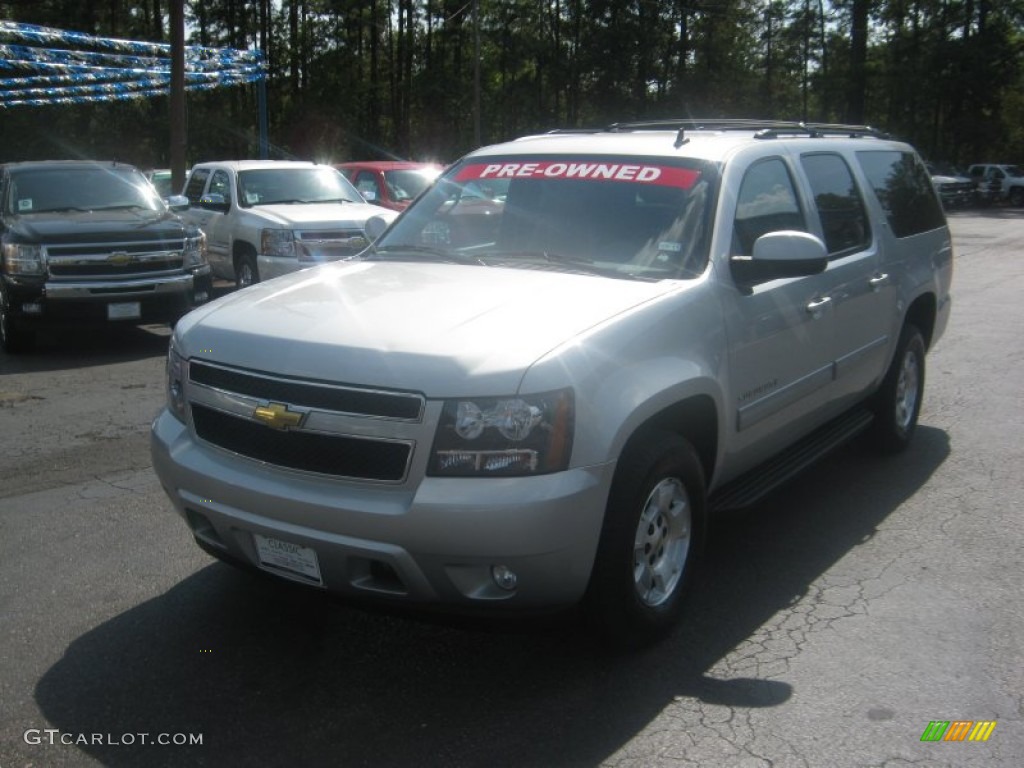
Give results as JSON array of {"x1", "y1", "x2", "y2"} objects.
[
  {"x1": 107, "y1": 301, "x2": 141, "y2": 320},
  {"x1": 253, "y1": 533, "x2": 323, "y2": 586}
]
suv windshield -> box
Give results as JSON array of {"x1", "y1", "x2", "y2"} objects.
[
  {"x1": 372, "y1": 156, "x2": 715, "y2": 280},
  {"x1": 7, "y1": 167, "x2": 163, "y2": 215},
  {"x1": 238, "y1": 167, "x2": 362, "y2": 206}
]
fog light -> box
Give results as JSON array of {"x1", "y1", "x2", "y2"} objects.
[
  {"x1": 491, "y1": 564, "x2": 518, "y2": 591},
  {"x1": 195, "y1": 290, "x2": 209, "y2": 302},
  {"x1": 22, "y1": 302, "x2": 43, "y2": 314}
]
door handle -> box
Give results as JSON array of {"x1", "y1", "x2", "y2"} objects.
[
  {"x1": 869, "y1": 273, "x2": 890, "y2": 291},
  {"x1": 805, "y1": 296, "x2": 832, "y2": 318}
]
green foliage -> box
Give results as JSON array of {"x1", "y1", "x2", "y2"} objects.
[{"x1": 1, "y1": 0, "x2": 1022, "y2": 166}]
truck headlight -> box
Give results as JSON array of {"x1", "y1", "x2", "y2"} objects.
[
  {"x1": 182, "y1": 232, "x2": 207, "y2": 269},
  {"x1": 2, "y1": 243, "x2": 45, "y2": 275},
  {"x1": 261, "y1": 229, "x2": 296, "y2": 258},
  {"x1": 166, "y1": 343, "x2": 189, "y2": 423},
  {"x1": 428, "y1": 389, "x2": 574, "y2": 476}
]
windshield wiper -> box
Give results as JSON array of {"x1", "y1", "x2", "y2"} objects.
[
  {"x1": 367, "y1": 245, "x2": 484, "y2": 265},
  {"x1": 28, "y1": 206, "x2": 91, "y2": 213}
]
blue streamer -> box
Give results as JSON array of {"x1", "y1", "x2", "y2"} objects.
[{"x1": 0, "y1": 20, "x2": 265, "y2": 108}]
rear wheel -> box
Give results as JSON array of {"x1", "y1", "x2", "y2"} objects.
[
  {"x1": 869, "y1": 323, "x2": 925, "y2": 453},
  {"x1": 235, "y1": 252, "x2": 259, "y2": 288},
  {"x1": 585, "y1": 431, "x2": 706, "y2": 647}
]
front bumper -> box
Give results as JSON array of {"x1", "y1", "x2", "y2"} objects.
[
  {"x1": 2, "y1": 268, "x2": 212, "y2": 326},
  {"x1": 151, "y1": 408, "x2": 615, "y2": 611}
]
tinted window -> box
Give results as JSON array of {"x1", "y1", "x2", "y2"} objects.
[
  {"x1": 208, "y1": 170, "x2": 232, "y2": 203},
  {"x1": 800, "y1": 153, "x2": 871, "y2": 255},
  {"x1": 856, "y1": 151, "x2": 945, "y2": 238},
  {"x1": 732, "y1": 158, "x2": 806, "y2": 255},
  {"x1": 184, "y1": 169, "x2": 210, "y2": 204}
]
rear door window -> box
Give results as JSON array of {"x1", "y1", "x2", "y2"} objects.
[
  {"x1": 184, "y1": 168, "x2": 210, "y2": 205},
  {"x1": 800, "y1": 153, "x2": 871, "y2": 255}
]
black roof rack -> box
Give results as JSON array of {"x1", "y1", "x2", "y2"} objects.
[{"x1": 602, "y1": 118, "x2": 892, "y2": 143}]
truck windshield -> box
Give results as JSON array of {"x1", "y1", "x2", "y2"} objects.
[
  {"x1": 372, "y1": 156, "x2": 715, "y2": 280},
  {"x1": 237, "y1": 168, "x2": 363, "y2": 206},
  {"x1": 7, "y1": 167, "x2": 163, "y2": 215}
]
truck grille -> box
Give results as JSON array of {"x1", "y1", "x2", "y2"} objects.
[
  {"x1": 187, "y1": 362, "x2": 423, "y2": 481},
  {"x1": 189, "y1": 361, "x2": 423, "y2": 420},
  {"x1": 45, "y1": 240, "x2": 185, "y2": 280},
  {"x1": 191, "y1": 404, "x2": 412, "y2": 482}
]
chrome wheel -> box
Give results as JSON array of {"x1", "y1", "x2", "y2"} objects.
[
  {"x1": 894, "y1": 347, "x2": 920, "y2": 432},
  {"x1": 633, "y1": 477, "x2": 691, "y2": 607}
]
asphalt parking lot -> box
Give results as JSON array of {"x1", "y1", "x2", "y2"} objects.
[{"x1": 1, "y1": 212, "x2": 1022, "y2": 767}]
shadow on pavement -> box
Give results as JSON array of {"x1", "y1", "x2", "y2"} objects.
[{"x1": 35, "y1": 427, "x2": 950, "y2": 767}]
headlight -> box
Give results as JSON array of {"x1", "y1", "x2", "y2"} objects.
[
  {"x1": 428, "y1": 389, "x2": 574, "y2": 476},
  {"x1": 2, "y1": 242, "x2": 45, "y2": 275},
  {"x1": 182, "y1": 232, "x2": 207, "y2": 268},
  {"x1": 261, "y1": 229, "x2": 295, "y2": 258},
  {"x1": 166, "y1": 343, "x2": 189, "y2": 423}
]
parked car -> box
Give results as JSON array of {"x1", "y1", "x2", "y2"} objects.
[
  {"x1": 966, "y1": 163, "x2": 1024, "y2": 206},
  {"x1": 336, "y1": 161, "x2": 443, "y2": 211},
  {"x1": 926, "y1": 162, "x2": 976, "y2": 208},
  {"x1": 145, "y1": 168, "x2": 175, "y2": 198},
  {"x1": 1, "y1": 160, "x2": 211, "y2": 353},
  {"x1": 153, "y1": 120, "x2": 952, "y2": 645},
  {"x1": 178, "y1": 160, "x2": 397, "y2": 287}
]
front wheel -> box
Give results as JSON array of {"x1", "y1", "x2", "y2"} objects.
[
  {"x1": 869, "y1": 323, "x2": 926, "y2": 453},
  {"x1": 235, "y1": 253, "x2": 259, "y2": 288},
  {"x1": 585, "y1": 432, "x2": 706, "y2": 647},
  {"x1": 0, "y1": 291, "x2": 34, "y2": 354}
]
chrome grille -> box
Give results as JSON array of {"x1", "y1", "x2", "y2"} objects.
[
  {"x1": 187, "y1": 361, "x2": 423, "y2": 482},
  {"x1": 45, "y1": 239, "x2": 185, "y2": 280}
]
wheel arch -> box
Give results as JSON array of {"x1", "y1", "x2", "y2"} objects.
[
  {"x1": 904, "y1": 292, "x2": 937, "y2": 350},
  {"x1": 232, "y1": 239, "x2": 257, "y2": 267},
  {"x1": 617, "y1": 394, "x2": 719, "y2": 487}
]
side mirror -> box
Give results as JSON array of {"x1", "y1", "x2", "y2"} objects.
[
  {"x1": 198, "y1": 193, "x2": 230, "y2": 213},
  {"x1": 165, "y1": 194, "x2": 189, "y2": 211},
  {"x1": 730, "y1": 230, "x2": 828, "y2": 285},
  {"x1": 364, "y1": 214, "x2": 393, "y2": 242}
]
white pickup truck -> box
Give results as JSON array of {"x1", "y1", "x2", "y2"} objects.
[
  {"x1": 966, "y1": 163, "x2": 1024, "y2": 207},
  {"x1": 179, "y1": 160, "x2": 397, "y2": 287}
]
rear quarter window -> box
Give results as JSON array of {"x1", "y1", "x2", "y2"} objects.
[
  {"x1": 855, "y1": 151, "x2": 945, "y2": 238},
  {"x1": 184, "y1": 169, "x2": 211, "y2": 204}
]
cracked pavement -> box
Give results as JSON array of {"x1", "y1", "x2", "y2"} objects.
[{"x1": 1, "y1": 213, "x2": 1022, "y2": 767}]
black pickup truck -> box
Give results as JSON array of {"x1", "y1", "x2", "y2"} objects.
[{"x1": 0, "y1": 160, "x2": 212, "y2": 353}]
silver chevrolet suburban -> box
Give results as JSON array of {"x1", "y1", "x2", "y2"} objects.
[{"x1": 151, "y1": 120, "x2": 953, "y2": 645}]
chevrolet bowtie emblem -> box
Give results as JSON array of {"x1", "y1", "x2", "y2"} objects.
[
  {"x1": 107, "y1": 251, "x2": 135, "y2": 266},
  {"x1": 252, "y1": 402, "x2": 305, "y2": 430}
]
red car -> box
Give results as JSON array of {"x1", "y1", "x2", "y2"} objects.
[{"x1": 335, "y1": 161, "x2": 443, "y2": 211}]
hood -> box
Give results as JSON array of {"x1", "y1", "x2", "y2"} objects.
[
  {"x1": 177, "y1": 261, "x2": 680, "y2": 396},
  {"x1": 4, "y1": 209, "x2": 189, "y2": 242},
  {"x1": 246, "y1": 201, "x2": 397, "y2": 229}
]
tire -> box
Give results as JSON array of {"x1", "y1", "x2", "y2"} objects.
[
  {"x1": 585, "y1": 431, "x2": 706, "y2": 648},
  {"x1": 0, "y1": 291, "x2": 34, "y2": 354},
  {"x1": 1008, "y1": 187, "x2": 1024, "y2": 207},
  {"x1": 235, "y1": 252, "x2": 259, "y2": 288},
  {"x1": 869, "y1": 323, "x2": 926, "y2": 453}
]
